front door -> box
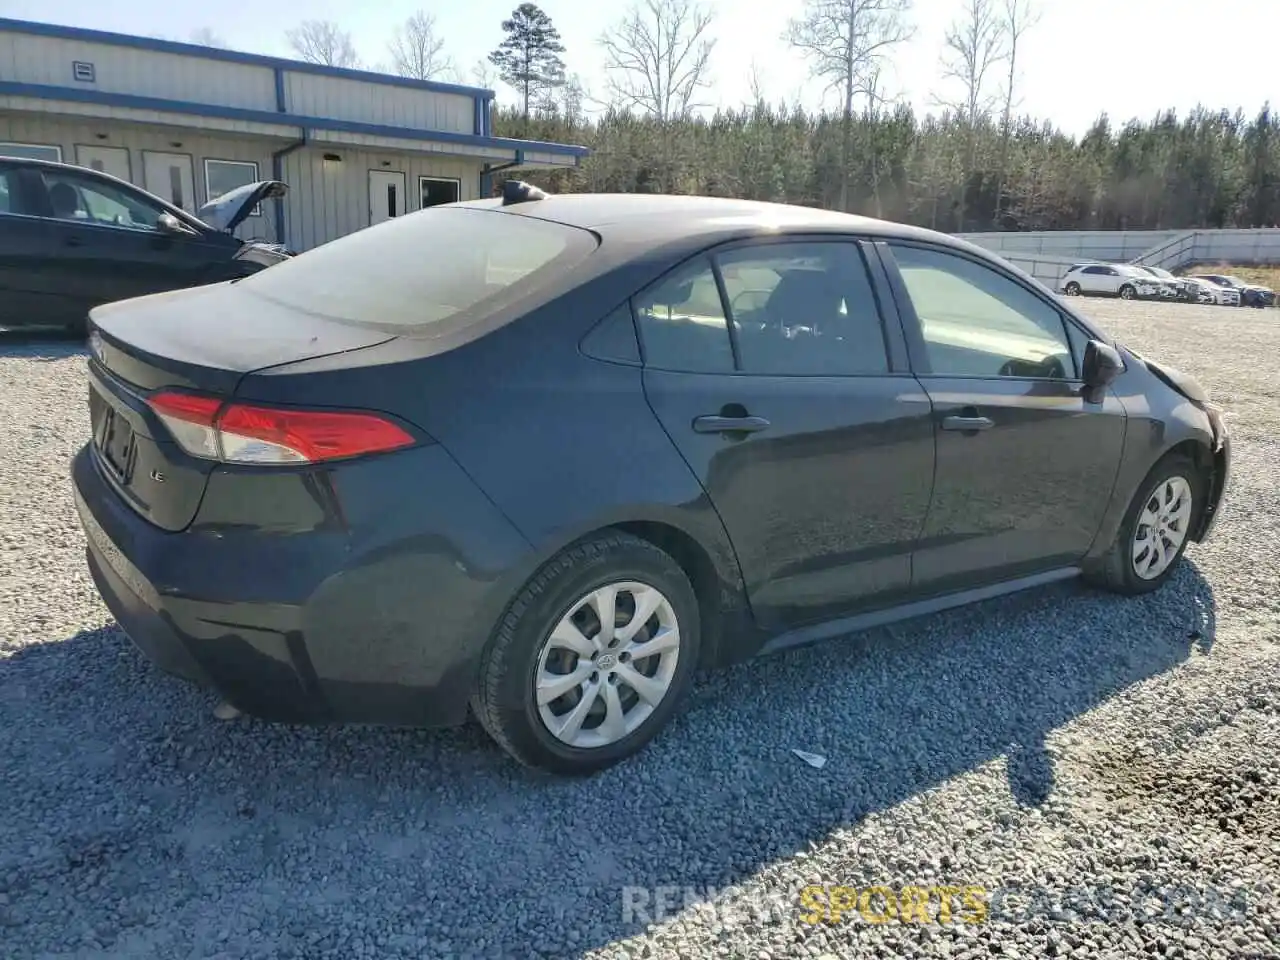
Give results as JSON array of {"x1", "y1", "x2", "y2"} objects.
[
  {"x1": 882, "y1": 241, "x2": 1128, "y2": 593},
  {"x1": 75, "y1": 145, "x2": 131, "y2": 183},
  {"x1": 638, "y1": 240, "x2": 935, "y2": 632},
  {"x1": 369, "y1": 170, "x2": 406, "y2": 226},
  {"x1": 142, "y1": 151, "x2": 196, "y2": 213},
  {"x1": 38, "y1": 165, "x2": 227, "y2": 318}
]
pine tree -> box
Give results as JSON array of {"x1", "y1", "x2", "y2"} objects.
[{"x1": 488, "y1": 4, "x2": 567, "y2": 132}]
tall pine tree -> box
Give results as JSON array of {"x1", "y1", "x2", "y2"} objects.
[{"x1": 488, "y1": 4, "x2": 567, "y2": 133}]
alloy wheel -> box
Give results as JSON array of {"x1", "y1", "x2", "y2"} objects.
[
  {"x1": 1131, "y1": 476, "x2": 1193, "y2": 580},
  {"x1": 534, "y1": 581, "x2": 681, "y2": 748}
]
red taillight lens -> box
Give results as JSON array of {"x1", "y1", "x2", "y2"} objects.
[{"x1": 146, "y1": 390, "x2": 416, "y2": 465}]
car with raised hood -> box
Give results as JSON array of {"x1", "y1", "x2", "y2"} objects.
[
  {"x1": 71, "y1": 182, "x2": 1232, "y2": 775},
  {"x1": 0, "y1": 156, "x2": 289, "y2": 334},
  {"x1": 1193, "y1": 273, "x2": 1275, "y2": 308}
]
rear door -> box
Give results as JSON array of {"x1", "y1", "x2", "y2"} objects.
[
  {"x1": 0, "y1": 163, "x2": 70, "y2": 328},
  {"x1": 639, "y1": 238, "x2": 935, "y2": 632},
  {"x1": 880, "y1": 241, "x2": 1127, "y2": 593},
  {"x1": 38, "y1": 165, "x2": 232, "y2": 315},
  {"x1": 1081, "y1": 265, "x2": 1119, "y2": 294}
]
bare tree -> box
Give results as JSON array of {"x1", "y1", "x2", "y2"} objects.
[
  {"x1": 388, "y1": 11, "x2": 455, "y2": 81},
  {"x1": 188, "y1": 27, "x2": 230, "y2": 49},
  {"x1": 471, "y1": 58, "x2": 500, "y2": 90},
  {"x1": 785, "y1": 0, "x2": 913, "y2": 211},
  {"x1": 286, "y1": 20, "x2": 362, "y2": 69},
  {"x1": 935, "y1": 0, "x2": 1004, "y2": 228},
  {"x1": 994, "y1": 0, "x2": 1040, "y2": 224},
  {"x1": 599, "y1": 0, "x2": 716, "y2": 122}
]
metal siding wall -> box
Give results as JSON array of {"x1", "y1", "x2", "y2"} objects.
[
  {"x1": 962, "y1": 228, "x2": 1280, "y2": 269},
  {"x1": 284, "y1": 73, "x2": 472, "y2": 134},
  {"x1": 282, "y1": 147, "x2": 481, "y2": 251},
  {"x1": 0, "y1": 114, "x2": 278, "y2": 241},
  {"x1": 0, "y1": 34, "x2": 276, "y2": 111}
]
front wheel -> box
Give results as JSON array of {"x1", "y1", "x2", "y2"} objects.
[
  {"x1": 1085, "y1": 454, "x2": 1204, "y2": 595},
  {"x1": 471, "y1": 532, "x2": 701, "y2": 775},
  {"x1": 1119, "y1": 285, "x2": 1137, "y2": 300},
  {"x1": 1064, "y1": 282, "x2": 1082, "y2": 296}
]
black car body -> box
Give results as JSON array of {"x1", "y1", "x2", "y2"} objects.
[
  {"x1": 0, "y1": 157, "x2": 289, "y2": 333},
  {"x1": 71, "y1": 187, "x2": 1232, "y2": 774}
]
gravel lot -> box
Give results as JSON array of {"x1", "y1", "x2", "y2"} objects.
[{"x1": 1, "y1": 299, "x2": 1277, "y2": 960}]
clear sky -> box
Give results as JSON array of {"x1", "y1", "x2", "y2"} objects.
[{"x1": 2, "y1": 0, "x2": 1275, "y2": 136}]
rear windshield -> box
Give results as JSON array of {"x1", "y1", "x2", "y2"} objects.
[{"x1": 238, "y1": 206, "x2": 597, "y2": 332}]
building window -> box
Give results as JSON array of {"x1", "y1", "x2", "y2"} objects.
[
  {"x1": 420, "y1": 176, "x2": 461, "y2": 209},
  {"x1": 0, "y1": 142, "x2": 62, "y2": 163},
  {"x1": 204, "y1": 159, "x2": 261, "y2": 215}
]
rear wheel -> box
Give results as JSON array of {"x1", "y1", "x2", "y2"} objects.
[
  {"x1": 1086, "y1": 453, "x2": 1203, "y2": 595},
  {"x1": 471, "y1": 532, "x2": 700, "y2": 775},
  {"x1": 1119, "y1": 284, "x2": 1137, "y2": 300}
]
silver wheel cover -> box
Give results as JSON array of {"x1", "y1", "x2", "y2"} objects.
[
  {"x1": 1131, "y1": 475, "x2": 1193, "y2": 580},
  {"x1": 534, "y1": 581, "x2": 681, "y2": 749}
]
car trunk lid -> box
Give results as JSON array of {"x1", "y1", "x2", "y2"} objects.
[{"x1": 86, "y1": 282, "x2": 395, "y2": 531}]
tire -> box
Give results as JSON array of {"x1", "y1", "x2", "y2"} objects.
[
  {"x1": 1119, "y1": 285, "x2": 1136, "y2": 300},
  {"x1": 1064, "y1": 282, "x2": 1082, "y2": 296},
  {"x1": 1085, "y1": 453, "x2": 1204, "y2": 595},
  {"x1": 470, "y1": 531, "x2": 701, "y2": 775}
]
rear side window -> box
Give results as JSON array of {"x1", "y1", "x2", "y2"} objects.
[
  {"x1": 237, "y1": 207, "x2": 597, "y2": 331},
  {"x1": 632, "y1": 256, "x2": 735, "y2": 373}
]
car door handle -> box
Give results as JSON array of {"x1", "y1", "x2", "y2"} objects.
[
  {"x1": 942, "y1": 415, "x2": 995, "y2": 432},
  {"x1": 692, "y1": 415, "x2": 771, "y2": 435}
]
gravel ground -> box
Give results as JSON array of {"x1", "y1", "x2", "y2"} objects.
[{"x1": 1, "y1": 300, "x2": 1277, "y2": 960}]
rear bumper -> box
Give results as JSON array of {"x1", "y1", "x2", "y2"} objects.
[{"x1": 71, "y1": 442, "x2": 533, "y2": 727}]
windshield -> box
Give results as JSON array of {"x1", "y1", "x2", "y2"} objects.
[{"x1": 237, "y1": 206, "x2": 598, "y2": 331}]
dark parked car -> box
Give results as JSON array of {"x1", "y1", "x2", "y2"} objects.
[
  {"x1": 1194, "y1": 273, "x2": 1275, "y2": 308},
  {"x1": 71, "y1": 184, "x2": 1231, "y2": 775},
  {"x1": 0, "y1": 157, "x2": 289, "y2": 334}
]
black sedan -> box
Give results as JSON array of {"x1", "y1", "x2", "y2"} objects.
[
  {"x1": 71, "y1": 183, "x2": 1231, "y2": 775},
  {"x1": 0, "y1": 157, "x2": 289, "y2": 334}
]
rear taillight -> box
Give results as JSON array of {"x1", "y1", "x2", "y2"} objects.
[{"x1": 147, "y1": 390, "x2": 416, "y2": 465}]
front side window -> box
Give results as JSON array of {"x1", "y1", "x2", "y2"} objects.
[
  {"x1": 204, "y1": 159, "x2": 260, "y2": 214},
  {"x1": 40, "y1": 170, "x2": 165, "y2": 231},
  {"x1": 715, "y1": 242, "x2": 888, "y2": 375},
  {"x1": 632, "y1": 256, "x2": 734, "y2": 373},
  {"x1": 889, "y1": 244, "x2": 1075, "y2": 380}
]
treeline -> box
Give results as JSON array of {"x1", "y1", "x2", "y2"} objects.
[{"x1": 495, "y1": 103, "x2": 1280, "y2": 233}]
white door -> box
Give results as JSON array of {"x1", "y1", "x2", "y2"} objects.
[
  {"x1": 142, "y1": 151, "x2": 196, "y2": 213},
  {"x1": 368, "y1": 170, "x2": 406, "y2": 226},
  {"x1": 75, "y1": 145, "x2": 131, "y2": 183}
]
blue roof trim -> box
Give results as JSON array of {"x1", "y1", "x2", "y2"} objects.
[
  {"x1": 0, "y1": 17, "x2": 495, "y2": 100},
  {"x1": 0, "y1": 80, "x2": 591, "y2": 159}
]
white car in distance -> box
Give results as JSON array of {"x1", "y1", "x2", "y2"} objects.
[{"x1": 1058, "y1": 263, "x2": 1169, "y2": 300}]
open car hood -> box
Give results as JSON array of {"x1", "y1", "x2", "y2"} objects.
[{"x1": 197, "y1": 180, "x2": 288, "y2": 233}]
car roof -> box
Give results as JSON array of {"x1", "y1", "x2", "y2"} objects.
[{"x1": 455, "y1": 193, "x2": 974, "y2": 251}]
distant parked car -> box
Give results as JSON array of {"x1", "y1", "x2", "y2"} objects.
[
  {"x1": 1130, "y1": 265, "x2": 1197, "y2": 302},
  {"x1": 1190, "y1": 276, "x2": 1244, "y2": 307},
  {"x1": 1059, "y1": 263, "x2": 1169, "y2": 300},
  {"x1": 72, "y1": 186, "x2": 1231, "y2": 775},
  {"x1": 1179, "y1": 276, "x2": 1226, "y2": 305},
  {"x1": 0, "y1": 157, "x2": 291, "y2": 334},
  {"x1": 1194, "y1": 274, "x2": 1275, "y2": 308}
]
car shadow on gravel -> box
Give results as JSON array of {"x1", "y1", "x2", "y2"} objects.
[
  {"x1": 0, "y1": 330, "x2": 86, "y2": 361},
  {"x1": 0, "y1": 561, "x2": 1215, "y2": 959}
]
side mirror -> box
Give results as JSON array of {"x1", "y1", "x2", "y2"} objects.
[
  {"x1": 1082, "y1": 340, "x2": 1123, "y2": 389},
  {"x1": 157, "y1": 212, "x2": 197, "y2": 237}
]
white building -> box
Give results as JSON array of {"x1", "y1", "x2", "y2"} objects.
[{"x1": 0, "y1": 17, "x2": 588, "y2": 251}]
